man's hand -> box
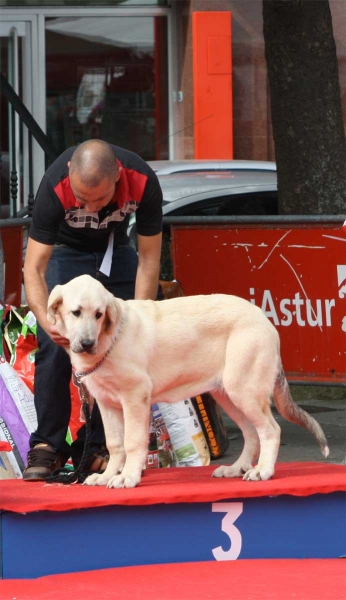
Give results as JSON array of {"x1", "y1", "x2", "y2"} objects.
[
  {"x1": 24, "y1": 239, "x2": 70, "y2": 348},
  {"x1": 43, "y1": 321, "x2": 70, "y2": 348}
]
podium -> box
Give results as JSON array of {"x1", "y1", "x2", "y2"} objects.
[{"x1": 1, "y1": 462, "x2": 345, "y2": 599}]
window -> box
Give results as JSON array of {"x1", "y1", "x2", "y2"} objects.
[
  {"x1": 45, "y1": 15, "x2": 168, "y2": 160},
  {"x1": 169, "y1": 191, "x2": 278, "y2": 218}
]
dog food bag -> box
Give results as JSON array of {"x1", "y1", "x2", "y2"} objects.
[
  {"x1": 3, "y1": 305, "x2": 30, "y2": 361},
  {"x1": 0, "y1": 357, "x2": 38, "y2": 436},
  {"x1": 0, "y1": 426, "x2": 23, "y2": 479},
  {"x1": 2, "y1": 306, "x2": 38, "y2": 393},
  {"x1": 151, "y1": 403, "x2": 177, "y2": 468},
  {"x1": 0, "y1": 367, "x2": 30, "y2": 478},
  {"x1": 146, "y1": 405, "x2": 176, "y2": 469},
  {"x1": 192, "y1": 393, "x2": 230, "y2": 459},
  {"x1": 0, "y1": 357, "x2": 38, "y2": 478},
  {"x1": 146, "y1": 407, "x2": 160, "y2": 469},
  {"x1": 157, "y1": 399, "x2": 210, "y2": 467}
]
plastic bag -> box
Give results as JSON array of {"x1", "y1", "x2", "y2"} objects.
[
  {"x1": 0, "y1": 303, "x2": 8, "y2": 358},
  {"x1": 2, "y1": 306, "x2": 38, "y2": 392},
  {"x1": 1, "y1": 306, "x2": 85, "y2": 444}
]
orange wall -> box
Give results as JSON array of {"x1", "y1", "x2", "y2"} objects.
[{"x1": 192, "y1": 12, "x2": 233, "y2": 158}]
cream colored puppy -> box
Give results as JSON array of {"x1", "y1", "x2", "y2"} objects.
[{"x1": 47, "y1": 274, "x2": 329, "y2": 489}]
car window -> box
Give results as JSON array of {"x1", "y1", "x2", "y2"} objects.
[{"x1": 168, "y1": 192, "x2": 278, "y2": 217}]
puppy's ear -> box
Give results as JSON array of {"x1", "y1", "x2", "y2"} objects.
[
  {"x1": 105, "y1": 293, "x2": 122, "y2": 333},
  {"x1": 47, "y1": 285, "x2": 63, "y2": 324}
]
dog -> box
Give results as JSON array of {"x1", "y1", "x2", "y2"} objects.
[{"x1": 47, "y1": 274, "x2": 329, "y2": 488}]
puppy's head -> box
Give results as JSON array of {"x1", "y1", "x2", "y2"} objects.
[{"x1": 47, "y1": 275, "x2": 122, "y2": 355}]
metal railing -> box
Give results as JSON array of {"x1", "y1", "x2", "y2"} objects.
[{"x1": 0, "y1": 71, "x2": 58, "y2": 218}]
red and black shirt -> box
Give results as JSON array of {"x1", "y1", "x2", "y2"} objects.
[{"x1": 29, "y1": 145, "x2": 163, "y2": 252}]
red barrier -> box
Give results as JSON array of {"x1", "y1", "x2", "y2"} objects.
[
  {"x1": 171, "y1": 218, "x2": 346, "y2": 385},
  {"x1": 1, "y1": 226, "x2": 23, "y2": 306}
]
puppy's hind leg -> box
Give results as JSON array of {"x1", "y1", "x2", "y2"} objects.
[
  {"x1": 224, "y1": 374, "x2": 281, "y2": 481},
  {"x1": 241, "y1": 403, "x2": 281, "y2": 482},
  {"x1": 211, "y1": 389, "x2": 260, "y2": 479},
  {"x1": 221, "y1": 338, "x2": 281, "y2": 481}
]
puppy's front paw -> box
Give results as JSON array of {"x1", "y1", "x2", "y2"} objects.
[
  {"x1": 83, "y1": 473, "x2": 110, "y2": 487},
  {"x1": 107, "y1": 473, "x2": 141, "y2": 489},
  {"x1": 242, "y1": 466, "x2": 274, "y2": 481},
  {"x1": 213, "y1": 464, "x2": 251, "y2": 478}
]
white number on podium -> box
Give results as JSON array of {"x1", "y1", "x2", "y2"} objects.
[{"x1": 211, "y1": 502, "x2": 243, "y2": 560}]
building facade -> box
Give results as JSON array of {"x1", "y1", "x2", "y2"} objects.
[{"x1": 1, "y1": 0, "x2": 345, "y2": 210}]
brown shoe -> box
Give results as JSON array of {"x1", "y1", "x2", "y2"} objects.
[{"x1": 23, "y1": 444, "x2": 66, "y2": 481}]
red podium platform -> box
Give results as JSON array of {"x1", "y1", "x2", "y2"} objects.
[
  {"x1": 2, "y1": 462, "x2": 345, "y2": 513},
  {"x1": 2, "y1": 559, "x2": 346, "y2": 600},
  {"x1": 1, "y1": 463, "x2": 345, "y2": 581}
]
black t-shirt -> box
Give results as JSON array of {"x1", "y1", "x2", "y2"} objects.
[{"x1": 29, "y1": 145, "x2": 163, "y2": 252}]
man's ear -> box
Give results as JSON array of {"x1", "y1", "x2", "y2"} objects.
[
  {"x1": 47, "y1": 285, "x2": 63, "y2": 324},
  {"x1": 105, "y1": 293, "x2": 122, "y2": 333},
  {"x1": 115, "y1": 166, "x2": 122, "y2": 182}
]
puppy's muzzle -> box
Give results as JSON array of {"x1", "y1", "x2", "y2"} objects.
[{"x1": 74, "y1": 338, "x2": 96, "y2": 354}]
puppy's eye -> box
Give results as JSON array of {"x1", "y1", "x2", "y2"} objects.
[
  {"x1": 95, "y1": 311, "x2": 103, "y2": 320},
  {"x1": 72, "y1": 310, "x2": 81, "y2": 317}
]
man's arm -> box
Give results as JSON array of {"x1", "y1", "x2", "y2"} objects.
[
  {"x1": 135, "y1": 232, "x2": 162, "y2": 300},
  {"x1": 23, "y1": 238, "x2": 69, "y2": 346}
]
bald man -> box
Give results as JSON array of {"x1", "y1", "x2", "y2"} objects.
[{"x1": 23, "y1": 140, "x2": 162, "y2": 480}]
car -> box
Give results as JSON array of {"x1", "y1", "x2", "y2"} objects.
[
  {"x1": 157, "y1": 170, "x2": 278, "y2": 217},
  {"x1": 147, "y1": 159, "x2": 277, "y2": 175},
  {"x1": 129, "y1": 166, "x2": 278, "y2": 279}
]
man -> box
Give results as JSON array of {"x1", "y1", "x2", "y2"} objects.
[{"x1": 23, "y1": 139, "x2": 162, "y2": 480}]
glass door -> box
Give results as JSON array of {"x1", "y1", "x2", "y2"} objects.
[
  {"x1": 0, "y1": 17, "x2": 43, "y2": 216},
  {"x1": 44, "y1": 15, "x2": 169, "y2": 161}
]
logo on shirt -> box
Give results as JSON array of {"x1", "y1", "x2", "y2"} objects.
[{"x1": 64, "y1": 200, "x2": 139, "y2": 229}]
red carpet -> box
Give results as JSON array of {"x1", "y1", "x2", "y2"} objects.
[
  {"x1": 2, "y1": 559, "x2": 345, "y2": 600},
  {"x1": 1, "y1": 462, "x2": 345, "y2": 514}
]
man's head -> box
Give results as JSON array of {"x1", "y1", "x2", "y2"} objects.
[{"x1": 68, "y1": 140, "x2": 121, "y2": 212}]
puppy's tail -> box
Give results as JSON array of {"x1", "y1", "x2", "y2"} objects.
[{"x1": 273, "y1": 366, "x2": 330, "y2": 458}]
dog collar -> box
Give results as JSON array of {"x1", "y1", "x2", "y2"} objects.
[{"x1": 73, "y1": 315, "x2": 125, "y2": 382}]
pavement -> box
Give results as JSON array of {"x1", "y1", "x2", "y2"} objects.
[{"x1": 213, "y1": 384, "x2": 346, "y2": 467}]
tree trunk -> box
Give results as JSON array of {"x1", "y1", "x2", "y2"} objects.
[{"x1": 263, "y1": 0, "x2": 345, "y2": 214}]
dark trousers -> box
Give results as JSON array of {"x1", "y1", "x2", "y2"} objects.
[{"x1": 30, "y1": 244, "x2": 138, "y2": 459}]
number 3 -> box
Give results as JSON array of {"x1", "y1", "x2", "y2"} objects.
[{"x1": 211, "y1": 502, "x2": 244, "y2": 560}]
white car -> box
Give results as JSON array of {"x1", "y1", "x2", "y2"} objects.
[
  {"x1": 147, "y1": 159, "x2": 277, "y2": 175},
  {"x1": 129, "y1": 164, "x2": 278, "y2": 279},
  {"x1": 157, "y1": 170, "x2": 277, "y2": 217},
  {"x1": 129, "y1": 167, "x2": 278, "y2": 238}
]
